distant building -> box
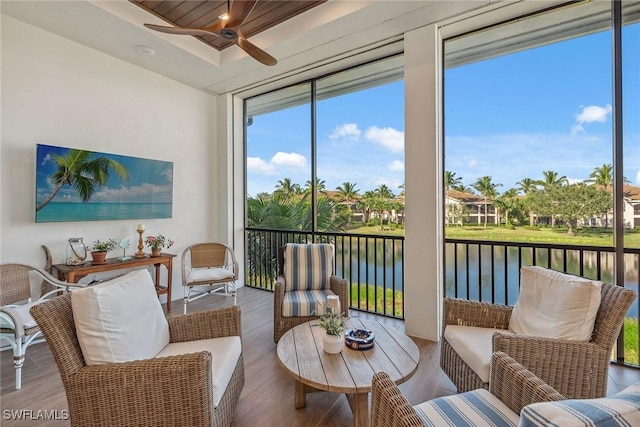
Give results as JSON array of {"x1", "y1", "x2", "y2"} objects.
[{"x1": 445, "y1": 190, "x2": 498, "y2": 225}]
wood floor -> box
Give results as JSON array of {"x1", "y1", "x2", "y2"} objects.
[{"x1": 2, "y1": 286, "x2": 639, "y2": 427}]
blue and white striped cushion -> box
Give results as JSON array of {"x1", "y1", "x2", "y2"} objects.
[
  {"x1": 520, "y1": 382, "x2": 640, "y2": 427},
  {"x1": 414, "y1": 389, "x2": 519, "y2": 427},
  {"x1": 281, "y1": 289, "x2": 336, "y2": 317},
  {"x1": 284, "y1": 243, "x2": 333, "y2": 291}
]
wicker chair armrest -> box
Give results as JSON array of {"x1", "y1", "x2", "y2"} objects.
[
  {"x1": 329, "y1": 275, "x2": 348, "y2": 315},
  {"x1": 443, "y1": 297, "x2": 513, "y2": 331},
  {"x1": 490, "y1": 351, "x2": 566, "y2": 414},
  {"x1": 67, "y1": 352, "x2": 213, "y2": 426},
  {"x1": 492, "y1": 332, "x2": 608, "y2": 398},
  {"x1": 370, "y1": 372, "x2": 423, "y2": 427},
  {"x1": 168, "y1": 305, "x2": 241, "y2": 343}
]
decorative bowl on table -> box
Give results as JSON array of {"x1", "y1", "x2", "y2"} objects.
[{"x1": 344, "y1": 329, "x2": 375, "y2": 351}]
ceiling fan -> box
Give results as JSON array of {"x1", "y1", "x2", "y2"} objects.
[{"x1": 144, "y1": 0, "x2": 277, "y2": 66}]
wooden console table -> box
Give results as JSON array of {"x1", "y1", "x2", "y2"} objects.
[{"x1": 53, "y1": 253, "x2": 176, "y2": 312}]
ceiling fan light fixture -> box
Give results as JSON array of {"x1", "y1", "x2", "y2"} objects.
[
  {"x1": 219, "y1": 13, "x2": 229, "y2": 21},
  {"x1": 136, "y1": 45, "x2": 156, "y2": 56}
]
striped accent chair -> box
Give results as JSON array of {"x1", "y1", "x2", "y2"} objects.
[
  {"x1": 371, "y1": 351, "x2": 640, "y2": 427},
  {"x1": 273, "y1": 243, "x2": 348, "y2": 343}
]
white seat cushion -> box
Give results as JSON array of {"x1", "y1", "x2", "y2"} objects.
[
  {"x1": 71, "y1": 269, "x2": 169, "y2": 366},
  {"x1": 156, "y1": 336, "x2": 241, "y2": 408},
  {"x1": 509, "y1": 266, "x2": 602, "y2": 341},
  {"x1": 415, "y1": 388, "x2": 519, "y2": 426},
  {"x1": 0, "y1": 302, "x2": 40, "y2": 335},
  {"x1": 444, "y1": 325, "x2": 513, "y2": 383},
  {"x1": 187, "y1": 267, "x2": 234, "y2": 283}
]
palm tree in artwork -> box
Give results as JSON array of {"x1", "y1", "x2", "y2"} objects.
[
  {"x1": 472, "y1": 176, "x2": 502, "y2": 227},
  {"x1": 36, "y1": 149, "x2": 129, "y2": 212}
]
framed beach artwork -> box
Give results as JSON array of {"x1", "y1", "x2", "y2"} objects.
[{"x1": 35, "y1": 144, "x2": 173, "y2": 223}]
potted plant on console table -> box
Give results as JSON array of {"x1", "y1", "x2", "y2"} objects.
[
  {"x1": 317, "y1": 311, "x2": 347, "y2": 354},
  {"x1": 145, "y1": 234, "x2": 174, "y2": 257},
  {"x1": 90, "y1": 239, "x2": 117, "y2": 264}
]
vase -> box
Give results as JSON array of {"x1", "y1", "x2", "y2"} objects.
[
  {"x1": 91, "y1": 251, "x2": 107, "y2": 264},
  {"x1": 151, "y1": 249, "x2": 162, "y2": 257},
  {"x1": 323, "y1": 333, "x2": 343, "y2": 354}
]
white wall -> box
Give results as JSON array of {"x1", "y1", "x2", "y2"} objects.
[{"x1": 1, "y1": 15, "x2": 220, "y2": 303}]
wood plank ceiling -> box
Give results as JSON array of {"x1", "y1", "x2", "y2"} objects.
[{"x1": 131, "y1": 0, "x2": 327, "y2": 51}]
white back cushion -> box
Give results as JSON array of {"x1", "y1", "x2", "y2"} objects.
[
  {"x1": 71, "y1": 269, "x2": 169, "y2": 365},
  {"x1": 508, "y1": 266, "x2": 601, "y2": 341}
]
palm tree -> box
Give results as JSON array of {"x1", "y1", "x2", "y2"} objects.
[
  {"x1": 472, "y1": 176, "x2": 502, "y2": 227},
  {"x1": 336, "y1": 182, "x2": 359, "y2": 204},
  {"x1": 517, "y1": 177, "x2": 538, "y2": 226},
  {"x1": 452, "y1": 183, "x2": 474, "y2": 193},
  {"x1": 538, "y1": 171, "x2": 567, "y2": 227},
  {"x1": 495, "y1": 188, "x2": 519, "y2": 226},
  {"x1": 445, "y1": 171, "x2": 463, "y2": 194},
  {"x1": 36, "y1": 149, "x2": 129, "y2": 212},
  {"x1": 274, "y1": 178, "x2": 301, "y2": 199},
  {"x1": 589, "y1": 164, "x2": 613, "y2": 189},
  {"x1": 304, "y1": 178, "x2": 326, "y2": 194}
]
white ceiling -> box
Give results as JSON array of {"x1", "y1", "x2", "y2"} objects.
[{"x1": 0, "y1": 0, "x2": 492, "y2": 96}]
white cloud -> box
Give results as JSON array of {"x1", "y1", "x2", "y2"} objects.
[
  {"x1": 271, "y1": 152, "x2": 306, "y2": 168},
  {"x1": 41, "y1": 154, "x2": 52, "y2": 166},
  {"x1": 388, "y1": 160, "x2": 404, "y2": 172},
  {"x1": 364, "y1": 126, "x2": 404, "y2": 153},
  {"x1": 467, "y1": 158, "x2": 478, "y2": 168},
  {"x1": 247, "y1": 152, "x2": 306, "y2": 176},
  {"x1": 247, "y1": 157, "x2": 276, "y2": 175},
  {"x1": 571, "y1": 104, "x2": 612, "y2": 136},
  {"x1": 330, "y1": 123, "x2": 361, "y2": 141},
  {"x1": 636, "y1": 170, "x2": 640, "y2": 185}
]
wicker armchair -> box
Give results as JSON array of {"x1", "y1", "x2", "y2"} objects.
[
  {"x1": 371, "y1": 352, "x2": 566, "y2": 427},
  {"x1": 273, "y1": 243, "x2": 348, "y2": 343},
  {"x1": 30, "y1": 293, "x2": 244, "y2": 427},
  {"x1": 181, "y1": 242, "x2": 239, "y2": 314},
  {"x1": 440, "y1": 281, "x2": 636, "y2": 399},
  {"x1": 0, "y1": 263, "x2": 81, "y2": 389}
]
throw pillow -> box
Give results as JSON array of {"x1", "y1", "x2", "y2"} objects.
[
  {"x1": 284, "y1": 243, "x2": 334, "y2": 291},
  {"x1": 71, "y1": 269, "x2": 169, "y2": 365},
  {"x1": 508, "y1": 266, "x2": 601, "y2": 341}
]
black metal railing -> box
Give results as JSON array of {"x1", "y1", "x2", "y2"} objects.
[
  {"x1": 445, "y1": 238, "x2": 640, "y2": 367},
  {"x1": 244, "y1": 229, "x2": 639, "y2": 366},
  {"x1": 245, "y1": 227, "x2": 405, "y2": 318}
]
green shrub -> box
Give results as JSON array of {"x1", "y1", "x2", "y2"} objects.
[{"x1": 624, "y1": 317, "x2": 639, "y2": 365}]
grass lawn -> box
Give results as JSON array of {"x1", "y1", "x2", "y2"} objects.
[{"x1": 348, "y1": 224, "x2": 640, "y2": 248}]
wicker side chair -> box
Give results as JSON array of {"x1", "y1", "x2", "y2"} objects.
[
  {"x1": 440, "y1": 281, "x2": 636, "y2": 399},
  {"x1": 371, "y1": 352, "x2": 566, "y2": 427},
  {"x1": 30, "y1": 294, "x2": 245, "y2": 427},
  {"x1": 273, "y1": 243, "x2": 348, "y2": 343},
  {"x1": 0, "y1": 263, "x2": 79, "y2": 389},
  {"x1": 182, "y1": 242, "x2": 239, "y2": 314}
]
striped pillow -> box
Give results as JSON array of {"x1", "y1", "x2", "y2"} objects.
[
  {"x1": 284, "y1": 243, "x2": 333, "y2": 291},
  {"x1": 281, "y1": 289, "x2": 336, "y2": 317},
  {"x1": 414, "y1": 388, "x2": 519, "y2": 426},
  {"x1": 520, "y1": 382, "x2": 640, "y2": 426}
]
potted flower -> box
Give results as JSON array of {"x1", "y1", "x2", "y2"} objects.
[
  {"x1": 145, "y1": 234, "x2": 174, "y2": 257},
  {"x1": 317, "y1": 311, "x2": 347, "y2": 354},
  {"x1": 90, "y1": 238, "x2": 117, "y2": 264}
]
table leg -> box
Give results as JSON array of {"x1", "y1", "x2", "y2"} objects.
[
  {"x1": 166, "y1": 260, "x2": 172, "y2": 312},
  {"x1": 346, "y1": 393, "x2": 368, "y2": 427},
  {"x1": 295, "y1": 380, "x2": 307, "y2": 408}
]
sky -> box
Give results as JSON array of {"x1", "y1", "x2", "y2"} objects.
[{"x1": 247, "y1": 20, "x2": 639, "y2": 198}]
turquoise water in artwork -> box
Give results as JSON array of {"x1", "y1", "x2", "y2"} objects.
[{"x1": 36, "y1": 202, "x2": 172, "y2": 223}]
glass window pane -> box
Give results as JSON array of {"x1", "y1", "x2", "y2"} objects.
[{"x1": 245, "y1": 83, "x2": 311, "y2": 230}]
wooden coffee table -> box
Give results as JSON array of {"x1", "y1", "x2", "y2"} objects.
[{"x1": 276, "y1": 317, "x2": 420, "y2": 427}]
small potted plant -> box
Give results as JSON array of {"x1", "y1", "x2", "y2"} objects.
[
  {"x1": 145, "y1": 234, "x2": 174, "y2": 257},
  {"x1": 317, "y1": 311, "x2": 347, "y2": 354},
  {"x1": 90, "y1": 238, "x2": 117, "y2": 264}
]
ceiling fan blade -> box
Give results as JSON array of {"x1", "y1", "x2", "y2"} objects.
[
  {"x1": 144, "y1": 22, "x2": 224, "y2": 37},
  {"x1": 227, "y1": 0, "x2": 258, "y2": 28},
  {"x1": 237, "y1": 35, "x2": 277, "y2": 66}
]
